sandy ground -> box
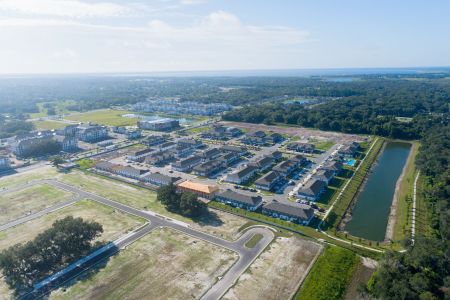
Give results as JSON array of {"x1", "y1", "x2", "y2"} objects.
[
  {"x1": 0, "y1": 199, "x2": 144, "y2": 251},
  {"x1": 223, "y1": 236, "x2": 322, "y2": 300},
  {"x1": 384, "y1": 143, "x2": 414, "y2": 242},
  {"x1": 50, "y1": 227, "x2": 238, "y2": 300},
  {"x1": 221, "y1": 121, "x2": 366, "y2": 143},
  {"x1": 0, "y1": 183, "x2": 74, "y2": 225},
  {"x1": 344, "y1": 257, "x2": 377, "y2": 300},
  {"x1": 190, "y1": 209, "x2": 248, "y2": 241}
]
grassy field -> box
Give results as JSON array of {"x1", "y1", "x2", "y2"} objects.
[
  {"x1": 313, "y1": 140, "x2": 335, "y2": 151},
  {"x1": 65, "y1": 109, "x2": 138, "y2": 126},
  {"x1": 0, "y1": 183, "x2": 74, "y2": 225},
  {"x1": 30, "y1": 101, "x2": 78, "y2": 119},
  {"x1": 392, "y1": 141, "x2": 418, "y2": 242},
  {"x1": 184, "y1": 126, "x2": 209, "y2": 134},
  {"x1": 0, "y1": 199, "x2": 145, "y2": 251},
  {"x1": 295, "y1": 246, "x2": 359, "y2": 300},
  {"x1": 50, "y1": 227, "x2": 237, "y2": 300},
  {"x1": 244, "y1": 233, "x2": 263, "y2": 248},
  {"x1": 31, "y1": 120, "x2": 69, "y2": 130},
  {"x1": 0, "y1": 166, "x2": 59, "y2": 189},
  {"x1": 224, "y1": 236, "x2": 321, "y2": 300}
]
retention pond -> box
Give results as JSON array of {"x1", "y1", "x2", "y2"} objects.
[{"x1": 345, "y1": 142, "x2": 411, "y2": 241}]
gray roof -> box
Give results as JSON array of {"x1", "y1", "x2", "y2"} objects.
[
  {"x1": 173, "y1": 155, "x2": 202, "y2": 168},
  {"x1": 255, "y1": 171, "x2": 281, "y2": 186},
  {"x1": 221, "y1": 145, "x2": 247, "y2": 153},
  {"x1": 299, "y1": 179, "x2": 326, "y2": 196},
  {"x1": 216, "y1": 190, "x2": 262, "y2": 206},
  {"x1": 228, "y1": 165, "x2": 259, "y2": 179},
  {"x1": 263, "y1": 200, "x2": 314, "y2": 221},
  {"x1": 141, "y1": 172, "x2": 179, "y2": 184},
  {"x1": 322, "y1": 161, "x2": 343, "y2": 171},
  {"x1": 314, "y1": 169, "x2": 334, "y2": 181}
]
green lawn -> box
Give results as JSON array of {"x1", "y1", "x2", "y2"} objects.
[
  {"x1": 244, "y1": 233, "x2": 264, "y2": 248},
  {"x1": 31, "y1": 120, "x2": 68, "y2": 130},
  {"x1": 65, "y1": 109, "x2": 138, "y2": 126},
  {"x1": 314, "y1": 140, "x2": 335, "y2": 151},
  {"x1": 392, "y1": 141, "x2": 419, "y2": 242},
  {"x1": 295, "y1": 246, "x2": 359, "y2": 300}
]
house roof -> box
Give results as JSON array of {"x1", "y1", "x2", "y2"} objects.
[
  {"x1": 314, "y1": 169, "x2": 334, "y2": 180},
  {"x1": 253, "y1": 156, "x2": 273, "y2": 167},
  {"x1": 228, "y1": 165, "x2": 258, "y2": 179},
  {"x1": 255, "y1": 171, "x2": 281, "y2": 186},
  {"x1": 142, "y1": 172, "x2": 179, "y2": 184},
  {"x1": 216, "y1": 190, "x2": 262, "y2": 206},
  {"x1": 322, "y1": 160, "x2": 343, "y2": 171},
  {"x1": 263, "y1": 200, "x2": 314, "y2": 221},
  {"x1": 177, "y1": 181, "x2": 219, "y2": 194},
  {"x1": 173, "y1": 155, "x2": 202, "y2": 167},
  {"x1": 299, "y1": 179, "x2": 326, "y2": 196},
  {"x1": 221, "y1": 145, "x2": 247, "y2": 153}
]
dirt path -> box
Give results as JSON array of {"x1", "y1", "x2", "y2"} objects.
[{"x1": 384, "y1": 143, "x2": 414, "y2": 242}]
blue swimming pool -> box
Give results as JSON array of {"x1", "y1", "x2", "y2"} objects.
[{"x1": 345, "y1": 159, "x2": 356, "y2": 166}]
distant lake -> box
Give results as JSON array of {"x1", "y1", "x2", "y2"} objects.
[{"x1": 122, "y1": 114, "x2": 196, "y2": 124}]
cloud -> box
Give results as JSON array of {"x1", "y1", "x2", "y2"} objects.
[
  {"x1": 0, "y1": 10, "x2": 310, "y2": 73},
  {"x1": 0, "y1": 0, "x2": 131, "y2": 18},
  {"x1": 179, "y1": 0, "x2": 207, "y2": 5}
]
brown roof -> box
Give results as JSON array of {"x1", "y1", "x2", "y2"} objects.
[{"x1": 177, "y1": 180, "x2": 219, "y2": 194}]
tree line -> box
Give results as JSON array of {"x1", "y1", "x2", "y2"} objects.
[{"x1": 0, "y1": 216, "x2": 103, "y2": 294}]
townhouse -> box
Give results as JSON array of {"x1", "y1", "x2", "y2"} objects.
[
  {"x1": 262, "y1": 200, "x2": 315, "y2": 225},
  {"x1": 215, "y1": 190, "x2": 263, "y2": 211}
]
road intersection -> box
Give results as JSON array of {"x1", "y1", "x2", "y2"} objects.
[{"x1": 0, "y1": 178, "x2": 275, "y2": 299}]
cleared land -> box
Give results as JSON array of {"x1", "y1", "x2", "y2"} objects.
[
  {"x1": 295, "y1": 246, "x2": 359, "y2": 300},
  {"x1": 0, "y1": 199, "x2": 144, "y2": 251},
  {"x1": 0, "y1": 166, "x2": 59, "y2": 189},
  {"x1": 224, "y1": 236, "x2": 321, "y2": 300},
  {"x1": 0, "y1": 183, "x2": 74, "y2": 225},
  {"x1": 60, "y1": 170, "x2": 248, "y2": 240},
  {"x1": 65, "y1": 109, "x2": 138, "y2": 126},
  {"x1": 31, "y1": 120, "x2": 68, "y2": 130},
  {"x1": 50, "y1": 227, "x2": 238, "y2": 300},
  {"x1": 344, "y1": 257, "x2": 377, "y2": 300}
]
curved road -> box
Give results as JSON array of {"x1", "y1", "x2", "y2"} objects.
[{"x1": 1, "y1": 179, "x2": 275, "y2": 299}]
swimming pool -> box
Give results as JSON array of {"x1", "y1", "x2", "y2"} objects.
[{"x1": 345, "y1": 159, "x2": 356, "y2": 166}]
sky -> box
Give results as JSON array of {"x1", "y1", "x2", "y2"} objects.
[{"x1": 0, "y1": 0, "x2": 449, "y2": 74}]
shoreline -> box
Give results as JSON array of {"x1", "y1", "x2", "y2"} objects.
[
  {"x1": 384, "y1": 142, "x2": 414, "y2": 242},
  {"x1": 339, "y1": 141, "x2": 385, "y2": 231}
]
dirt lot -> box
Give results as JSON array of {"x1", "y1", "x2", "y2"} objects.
[
  {"x1": 223, "y1": 236, "x2": 322, "y2": 300},
  {"x1": 222, "y1": 121, "x2": 364, "y2": 143},
  {"x1": 50, "y1": 227, "x2": 238, "y2": 300},
  {"x1": 0, "y1": 165, "x2": 58, "y2": 189},
  {"x1": 190, "y1": 209, "x2": 248, "y2": 241},
  {"x1": 0, "y1": 199, "x2": 144, "y2": 251},
  {"x1": 344, "y1": 257, "x2": 377, "y2": 300},
  {"x1": 0, "y1": 183, "x2": 74, "y2": 225}
]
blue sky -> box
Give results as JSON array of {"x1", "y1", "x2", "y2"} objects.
[{"x1": 0, "y1": 0, "x2": 448, "y2": 74}]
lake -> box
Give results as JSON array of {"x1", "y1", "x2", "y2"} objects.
[{"x1": 345, "y1": 142, "x2": 411, "y2": 241}]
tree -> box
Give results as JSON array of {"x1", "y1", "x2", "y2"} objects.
[
  {"x1": 179, "y1": 192, "x2": 206, "y2": 218},
  {"x1": 157, "y1": 184, "x2": 180, "y2": 211},
  {"x1": 51, "y1": 156, "x2": 65, "y2": 166}
]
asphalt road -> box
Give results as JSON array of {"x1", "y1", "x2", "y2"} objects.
[{"x1": 3, "y1": 178, "x2": 274, "y2": 299}]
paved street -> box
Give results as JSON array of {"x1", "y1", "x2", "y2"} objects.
[{"x1": 2, "y1": 178, "x2": 274, "y2": 299}]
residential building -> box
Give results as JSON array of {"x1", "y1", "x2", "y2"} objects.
[
  {"x1": 200, "y1": 148, "x2": 221, "y2": 161},
  {"x1": 138, "y1": 118, "x2": 179, "y2": 131},
  {"x1": 221, "y1": 145, "x2": 248, "y2": 157},
  {"x1": 322, "y1": 161, "x2": 343, "y2": 175},
  {"x1": 225, "y1": 165, "x2": 259, "y2": 184},
  {"x1": 262, "y1": 200, "x2": 315, "y2": 225},
  {"x1": 177, "y1": 138, "x2": 202, "y2": 149},
  {"x1": 112, "y1": 126, "x2": 127, "y2": 134},
  {"x1": 314, "y1": 169, "x2": 334, "y2": 184},
  {"x1": 171, "y1": 155, "x2": 202, "y2": 172},
  {"x1": 218, "y1": 152, "x2": 240, "y2": 166},
  {"x1": 127, "y1": 148, "x2": 153, "y2": 162},
  {"x1": 250, "y1": 156, "x2": 273, "y2": 172},
  {"x1": 266, "y1": 132, "x2": 284, "y2": 144},
  {"x1": 254, "y1": 171, "x2": 283, "y2": 191},
  {"x1": 133, "y1": 99, "x2": 232, "y2": 116},
  {"x1": 171, "y1": 144, "x2": 194, "y2": 158},
  {"x1": 298, "y1": 179, "x2": 327, "y2": 201},
  {"x1": 76, "y1": 124, "x2": 108, "y2": 142},
  {"x1": 115, "y1": 166, "x2": 148, "y2": 180},
  {"x1": 60, "y1": 136, "x2": 78, "y2": 152},
  {"x1": 142, "y1": 135, "x2": 167, "y2": 146},
  {"x1": 0, "y1": 156, "x2": 10, "y2": 170},
  {"x1": 158, "y1": 142, "x2": 177, "y2": 151},
  {"x1": 339, "y1": 142, "x2": 359, "y2": 157},
  {"x1": 61, "y1": 124, "x2": 78, "y2": 137},
  {"x1": 271, "y1": 151, "x2": 283, "y2": 161},
  {"x1": 177, "y1": 181, "x2": 219, "y2": 199},
  {"x1": 144, "y1": 151, "x2": 174, "y2": 166},
  {"x1": 13, "y1": 135, "x2": 54, "y2": 157},
  {"x1": 272, "y1": 159, "x2": 298, "y2": 176},
  {"x1": 215, "y1": 190, "x2": 263, "y2": 211},
  {"x1": 192, "y1": 160, "x2": 225, "y2": 177},
  {"x1": 126, "y1": 130, "x2": 142, "y2": 140},
  {"x1": 94, "y1": 161, "x2": 116, "y2": 172},
  {"x1": 141, "y1": 172, "x2": 180, "y2": 187},
  {"x1": 286, "y1": 142, "x2": 316, "y2": 153}
]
